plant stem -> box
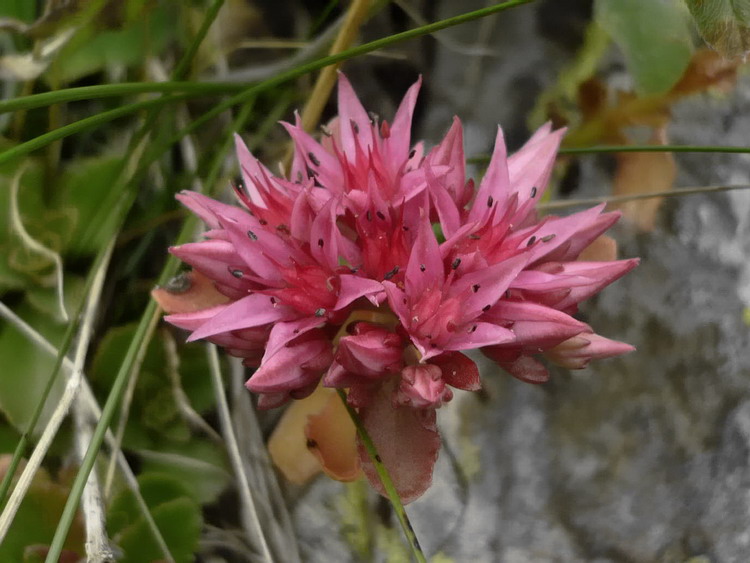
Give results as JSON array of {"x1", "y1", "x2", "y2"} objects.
[{"x1": 335, "y1": 390, "x2": 427, "y2": 563}]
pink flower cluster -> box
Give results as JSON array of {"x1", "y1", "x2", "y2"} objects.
[{"x1": 164, "y1": 74, "x2": 637, "y2": 502}]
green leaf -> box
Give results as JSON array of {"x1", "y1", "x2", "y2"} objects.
[
  {"x1": 108, "y1": 473, "x2": 201, "y2": 563},
  {"x1": 50, "y1": 3, "x2": 179, "y2": 83},
  {"x1": 595, "y1": 0, "x2": 694, "y2": 94},
  {"x1": 0, "y1": 303, "x2": 66, "y2": 434},
  {"x1": 54, "y1": 156, "x2": 124, "y2": 257},
  {"x1": 685, "y1": 0, "x2": 750, "y2": 58},
  {"x1": 137, "y1": 443, "x2": 231, "y2": 504},
  {"x1": 90, "y1": 324, "x2": 216, "y2": 445},
  {"x1": 0, "y1": 0, "x2": 36, "y2": 22}
]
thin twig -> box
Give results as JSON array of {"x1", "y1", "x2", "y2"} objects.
[
  {"x1": 73, "y1": 400, "x2": 115, "y2": 562},
  {"x1": 207, "y1": 345, "x2": 273, "y2": 562}
]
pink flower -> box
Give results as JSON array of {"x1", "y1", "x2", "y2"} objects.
[{"x1": 159, "y1": 73, "x2": 638, "y2": 503}]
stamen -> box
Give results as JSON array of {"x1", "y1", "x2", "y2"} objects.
[
  {"x1": 350, "y1": 119, "x2": 359, "y2": 134},
  {"x1": 472, "y1": 284, "x2": 480, "y2": 293},
  {"x1": 452, "y1": 258, "x2": 461, "y2": 270},
  {"x1": 315, "y1": 308, "x2": 327, "y2": 317},
  {"x1": 247, "y1": 230, "x2": 258, "y2": 241},
  {"x1": 482, "y1": 305, "x2": 491, "y2": 312},
  {"x1": 384, "y1": 266, "x2": 400, "y2": 280},
  {"x1": 531, "y1": 186, "x2": 537, "y2": 198},
  {"x1": 376, "y1": 210, "x2": 386, "y2": 220},
  {"x1": 318, "y1": 238, "x2": 324, "y2": 247},
  {"x1": 527, "y1": 236, "x2": 537, "y2": 247},
  {"x1": 487, "y1": 196, "x2": 494, "y2": 207},
  {"x1": 419, "y1": 264, "x2": 426, "y2": 272},
  {"x1": 229, "y1": 268, "x2": 243, "y2": 278},
  {"x1": 366, "y1": 210, "x2": 373, "y2": 222},
  {"x1": 541, "y1": 234, "x2": 556, "y2": 242},
  {"x1": 409, "y1": 148, "x2": 416, "y2": 159},
  {"x1": 308, "y1": 152, "x2": 320, "y2": 166}
]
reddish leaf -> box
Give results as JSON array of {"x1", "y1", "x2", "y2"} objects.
[{"x1": 357, "y1": 383, "x2": 440, "y2": 504}]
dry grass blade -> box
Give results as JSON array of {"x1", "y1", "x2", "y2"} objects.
[
  {"x1": 229, "y1": 360, "x2": 300, "y2": 562},
  {"x1": 73, "y1": 400, "x2": 115, "y2": 562},
  {"x1": 207, "y1": 345, "x2": 273, "y2": 562}
]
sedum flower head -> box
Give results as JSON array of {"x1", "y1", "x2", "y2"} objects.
[{"x1": 160, "y1": 73, "x2": 638, "y2": 502}]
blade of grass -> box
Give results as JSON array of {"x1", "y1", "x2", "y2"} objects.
[
  {"x1": 0, "y1": 81, "x2": 244, "y2": 114},
  {"x1": 539, "y1": 183, "x2": 750, "y2": 210},
  {"x1": 3, "y1": 0, "x2": 535, "y2": 167},
  {"x1": 467, "y1": 143, "x2": 750, "y2": 165},
  {"x1": 335, "y1": 389, "x2": 427, "y2": 562}
]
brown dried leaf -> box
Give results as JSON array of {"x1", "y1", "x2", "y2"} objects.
[
  {"x1": 151, "y1": 271, "x2": 230, "y2": 314},
  {"x1": 613, "y1": 128, "x2": 676, "y2": 231},
  {"x1": 305, "y1": 392, "x2": 360, "y2": 482},
  {"x1": 267, "y1": 386, "x2": 333, "y2": 485},
  {"x1": 670, "y1": 48, "x2": 740, "y2": 97}
]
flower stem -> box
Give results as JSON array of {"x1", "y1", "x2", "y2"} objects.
[{"x1": 335, "y1": 389, "x2": 427, "y2": 563}]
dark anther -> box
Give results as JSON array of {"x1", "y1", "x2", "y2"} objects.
[
  {"x1": 368, "y1": 111, "x2": 379, "y2": 123},
  {"x1": 366, "y1": 210, "x2": 373, "y2": 222},
  {"x1": 276, "y1": 224, "x2": 290, "y2": 234},
  {"x1": 472, "y1": 284, "x2": 480, "y2": 293},
  {"x1": 409, "y1": 148, "x2": 416, "y2": 159},
  {"x1": 318, "y1": 238, "x2": 324, "y2": 247},
  {"x1": 469, "y1": 234, "x2": 481, "y2": 240},
  {"x1": 376, "y1": 210, "x2": 386, "y2": 220},
  {"x1": 531, "y1": 186, "x2": 537, "y2": 198},
  {"x1": 296, "y1": 171, "x2": 303, "y2": 183},
  {"x1": 482, "y1": 304, "x2": 491, "y2": 312},
  {"x1": 350, "y1": 119, "x2": 359, "y2": 134},
  {"x1": 247, "y1": 230, "x2": 258, "y2": 241},
  {"x1": 384, "y1": 266, "x2": 400, "y2": 280},
  {"x1": 541, "y1": 234, "x2": 556, "y2": 242},
  {"x1": 306, "y1": 439, "x2": 318, "y2": 449},
  {"x1": 259, "y1": 219, "x2": 268, "y2": 226},
  {"x1": 321, "y1": 125, "x2": 332, "y2": 137},
  {"x1": 487, "y1": 195, "x2": 494, "y2": 207},
  {"x1": 419, "y1": 264, "x2": 426, "y2": 272},
  {"x1": 452, "y1": 258, "x2": 461, "y2": 270},
  {"x1": 375, "y1": 454, "x2": 382, "y2": 463},
  {"x1": 527, "y1": 236, "x2": 537, "y2": 247},
  {"x1": 470, "y1": 325, "x2": 478, "y2": 333},
  {"x1": 315, "y1": 308, "x2": 326, "y2": 317},
  {"x1": 306, "y1": 166, "x2": 318, "y2": 177},
  {"x1": 229, "y1": 268, "x2": 243, "y2": 278},
  {"x1": 308, "y1": 152, "x2": 320, "y2": 166},
  {"x1": 270, "y1": 297, "x2": 277, "y2": 304}
]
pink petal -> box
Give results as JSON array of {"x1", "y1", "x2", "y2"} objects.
[
  {"x1": 396, "y1": 364, "x2": 451, "y2": 408},
  {"x1": 405, "y1": 216, "x2": 443, "y2": 298},
  {"x1": 336, "y1": 72, "x2": 375, "y2": 156},
  {"x1": 507, "y1": 126, "x2": 565, "y2": 206},
  {"x1": 334, "y1": 275, "x2": 385, "y2": 310},
  {"x1": 386, "y1": 76, "x2": 422, "y2": 164},
  {"x1": 438, "y1": 322, "x2": 514, "y2": 356},
  {"x1": 357, "y1": 383, "x2": 441, "y2": 504},
  {"x1": 186, "y1": 293, "x2": 295, "y2": 342},
  {"x1": 426, "y1": 117, "x2": 467, "y2": 206},
  {"x1": 484, "y1": 300, "x2": 587, "y2": 347},
  {"x1": 468, "y1": 126, "x2": 509, "y2": 225}
]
